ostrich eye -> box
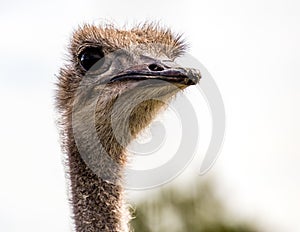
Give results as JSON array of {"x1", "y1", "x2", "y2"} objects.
[{"x1": 79, "y1": 47, "x2": 105, "y2": 71}]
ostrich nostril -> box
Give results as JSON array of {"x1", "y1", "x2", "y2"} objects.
[{"x1": 148, "y1": 63, "x2": 165, "y2": 72}]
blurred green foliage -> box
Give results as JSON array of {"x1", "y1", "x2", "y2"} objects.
[{"x1": 131, "y1": 180, "x2": 259, "y2": 232}]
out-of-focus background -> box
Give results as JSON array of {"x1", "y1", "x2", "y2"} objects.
[{"x1": 1, "y1": 0, "x2": 300, "y2": 231}]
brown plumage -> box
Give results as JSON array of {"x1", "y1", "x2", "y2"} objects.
[{"x1": 56, "y1": 23, "x2": 201, "y2": 232}]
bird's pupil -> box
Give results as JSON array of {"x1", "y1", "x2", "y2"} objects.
[{"x1": 79, "y1": 47, "x2": 104, "y2": 71}]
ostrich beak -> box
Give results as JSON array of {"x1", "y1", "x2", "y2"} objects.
[{"x1": 109, "y1": 62, "x2": 201, "y2": 86}]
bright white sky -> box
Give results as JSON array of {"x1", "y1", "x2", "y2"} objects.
[{"x1": 1, "y1": 0, "x2": 300, "y2": 231}]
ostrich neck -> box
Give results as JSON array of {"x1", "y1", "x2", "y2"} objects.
[
  {"x1": 63, "y1": 87, "x2": 168, "y2": 231},
  {"x1": 61, "y1": 90, "x2": 133, "y2": 232},
  {"x1": 66, "y1": 132, "x2": 130, "y2": 232}
]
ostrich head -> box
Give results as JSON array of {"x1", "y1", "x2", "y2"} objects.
[
  {"x1": 57, "y1": 23, "x2": 200, "y2": 173},
  {"x1": 56, "y1": 23, "x2": 201, "y2": 231}
]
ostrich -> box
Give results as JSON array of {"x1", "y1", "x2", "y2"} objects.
[{"x1": 56, "y1": 23, "x2": 201, "y2": 232}]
